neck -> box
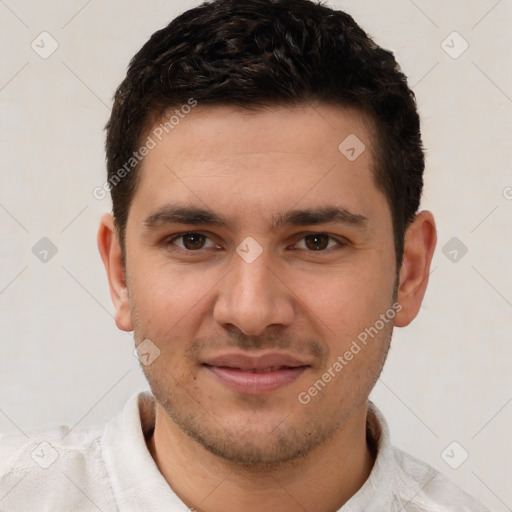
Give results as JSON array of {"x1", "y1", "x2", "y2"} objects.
[{"x1": 147, "y1": 402, "x2": 375, "y2": 512}]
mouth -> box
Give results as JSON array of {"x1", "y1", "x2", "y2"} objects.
[{"x1": 202, "y1": 353, "x2": 311, "y2": 394}]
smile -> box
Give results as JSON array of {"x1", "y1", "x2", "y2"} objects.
[{"x1": 202, "y1": 352, "x2": 311, "y2": 394}]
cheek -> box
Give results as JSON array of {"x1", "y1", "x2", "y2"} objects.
[
  {"x1": 128, "y1": 260, "x2": 215, "y2": 340},
  {"x1": 294, "y1": 263, "x2": 392, "y2": 337}
]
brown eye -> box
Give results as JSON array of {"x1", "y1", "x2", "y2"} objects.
[
  {"x1": 182, "y1": 233, "x2": 206, "y2": 250},
  {"x1": 304, "y1": 233, "x2": 331, "y2": 251},
  {"x1": 169, "y1": 232, "x2": 215, "y2": 251}
]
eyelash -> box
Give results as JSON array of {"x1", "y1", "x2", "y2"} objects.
[{"x1": 163, "y1": 231, "x2": 348, "y2": 254}]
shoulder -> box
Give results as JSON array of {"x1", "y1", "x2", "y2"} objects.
[
  {"x1": 391, "y1": 447, "x2": 489, "y2": 512},
  {"x1": 0, "y1": 422, "x2": 104, "y2": 476},
  {"x1": 0, "y1": 423, "x2": 117, "y2": 511}
]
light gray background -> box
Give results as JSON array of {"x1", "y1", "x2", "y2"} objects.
[{"x1": 1, "y1": 1, "x2": 511, "y2": 510}]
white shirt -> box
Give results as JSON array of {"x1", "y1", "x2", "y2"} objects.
[{"x1": 0, "y1": 391, "x2": 488, "y2": 511}]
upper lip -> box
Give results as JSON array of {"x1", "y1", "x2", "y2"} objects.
[{"x1": 202, "y1": 352, "x2": 311, "y2": 372}]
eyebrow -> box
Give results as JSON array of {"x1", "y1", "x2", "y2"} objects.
[{"x1": 143, "y1": 204, "x2": 368, "y2": 231}]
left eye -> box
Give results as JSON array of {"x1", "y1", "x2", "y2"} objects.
[
  {"x1": 293, "y1": 233, "x2": 341, "y2": 251},
  {"x1": 168, "y1": 232, "x2": 218, "y2": 251}
]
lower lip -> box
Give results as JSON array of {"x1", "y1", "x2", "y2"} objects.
[{"x1": 204, "y1": 365, "x2": 308, "y2": 394}]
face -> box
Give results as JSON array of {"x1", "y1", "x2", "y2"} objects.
[{"x1": 106, "y1": 104, "x2": 404, "y2": 466}]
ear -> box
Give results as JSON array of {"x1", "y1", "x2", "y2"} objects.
[
  {"x1": 394, "y1": 210, "x2": 437, "y2": 327},
  {"x1": 97, "y1": 213, "x2": 133, "y2": 332}
]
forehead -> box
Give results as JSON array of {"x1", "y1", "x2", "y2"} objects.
[
  {"x1": 145, "y1": 103, "x2": 374, "y2": 167},
  {"x1": 130, "y1": 103, "x2": 386, "y2": 228}
]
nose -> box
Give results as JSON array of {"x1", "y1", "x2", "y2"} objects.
[{"x1": 213, "y1": 248, "x2": 295, "y2": 336}]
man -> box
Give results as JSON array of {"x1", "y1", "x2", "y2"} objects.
[{"x1": 0, "y1": 0, "x2": 488, "y2": 510}]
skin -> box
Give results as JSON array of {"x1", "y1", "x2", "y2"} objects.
[{"x1": 98, "y1": 103, "x2": 436, "y2": 512}]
